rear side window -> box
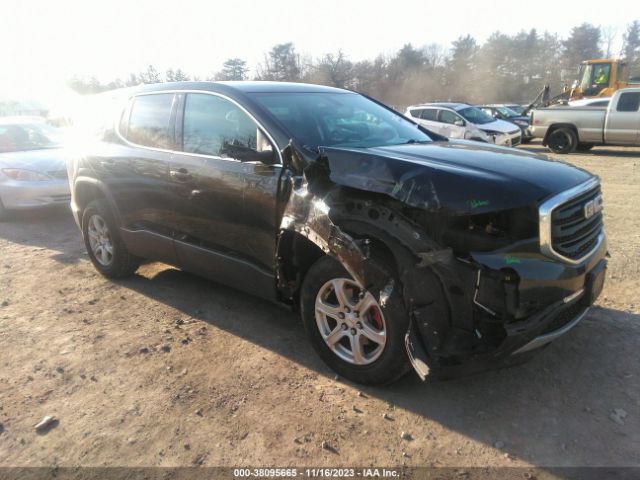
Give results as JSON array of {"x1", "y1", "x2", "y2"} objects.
[
  {"x1": 182, "y1": 93, "x2": 258, "y2": 157},
  {"x1": 616, "y1": 92, "x2": 640, "y2": 112},
  {"x1": 409, "y1": 109, "x2": 423, "y2": 118},
  {"x1": 126, "y1": 94, "x2": 174, "y2": 149},
  {"x1": 420, "y1": 109, "x2": 438, "y2": 120}
]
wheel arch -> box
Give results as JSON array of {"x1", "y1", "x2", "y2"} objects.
[
  {"x1": 73, "y1": 177, "x2": 121, "y2": 229},
  {"x1": 542, "y1": 123, "x2": 580, "y2": 146}
]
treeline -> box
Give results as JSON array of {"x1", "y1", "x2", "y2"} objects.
[{"x1": 69, "y1": 21, "x2": 640, "y2": 107}]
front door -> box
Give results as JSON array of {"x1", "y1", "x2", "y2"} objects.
[
  {"x1": 169, "y1": 92, "x2": 280, "y2": 297},
  {"x1": 438, "y1": 110, "x2": 466, "y2": 139},
  {"x1": 605, "y1": 91, "x2": 640, "y2": 145}
]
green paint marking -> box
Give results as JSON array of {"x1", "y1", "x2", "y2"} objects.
[
  {"x1": 470, "y1": 199, "x2": 490, "y2": 209},
  {"x1": 505, "y1": 256, "x2": 521, "y2": 265}
]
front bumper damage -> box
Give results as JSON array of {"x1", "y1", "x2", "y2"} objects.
[
  {"x1": 405, "y1": 239, "x2": 607, "y2": 379},
  {"x1": 276, "y1": 140, "x2": 607, "y2": 380}
]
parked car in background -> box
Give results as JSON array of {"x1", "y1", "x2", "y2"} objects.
[
  {"x1": 477, "y1": 104, "x2": 533, "y2": 143},
  {"x1": 69, "y1": 81, "x2": 606, "y2": 385},
  {"x1": 405, "y1": 103, "x2": 522, "y2": 146},
  {"x1": 531, "y1": 88, "x2": 640, "y2": 153},
  {"x1": 0, "y1": 117, "x2": 70, "y2": 220},
  {"x1": 501, "y1": 104, "x2": 527, "y2": 115}
]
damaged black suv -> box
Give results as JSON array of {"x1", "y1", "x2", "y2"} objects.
[{"x1": 70, "y1": 82, "x2": 607, "y2": 385}]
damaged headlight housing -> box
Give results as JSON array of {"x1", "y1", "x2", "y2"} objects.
[{"x1": 408, "y1": 205, "x2": 539, "y2": 255}]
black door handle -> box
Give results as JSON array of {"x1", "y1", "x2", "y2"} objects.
[{"x1": 170, "y1": 168, "x2": 193, "y2": 182}]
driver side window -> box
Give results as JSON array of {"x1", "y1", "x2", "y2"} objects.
[
  {"x1": 183, "y1": 93, "x2": 258, "y2": 158},
  {"x1": 439, "y1": 110, "x2": 459, "y2": 125}
]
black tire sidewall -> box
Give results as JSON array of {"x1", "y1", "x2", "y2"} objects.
[
  {"x1": 300, "y1": 255, "x2": 411, "y2": 385},
  {"x1": 548, "y1": 128, "x2": 577, "y2": 154}
]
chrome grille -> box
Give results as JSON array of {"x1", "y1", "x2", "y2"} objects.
[
  {"x1": 539, "y1": 178, "x2": 604, "y2": 264},
  {"x1": 551, "y1": 185, "x2": 603, "y2": 260}
]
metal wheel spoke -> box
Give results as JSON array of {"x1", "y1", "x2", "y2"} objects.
[
  {"x1": 325, "y1": 326, "x2": 346, "y2": 346},
  {"x1": 316, "y1": 300, "x2": 341, "y2": 320},
  {"x1": 349, "y1": 335, "x2": 366, "y2": 364},
  {"x1": 356, "y1": 293, "x2": 377, "y2": 315},
  {"x1": 91, "y1": 216, "x2": 102, "y2": 234},
  {"x1": 100, "y1": 247, "x2": 109, "y2": 264},
  {"x1": 104, "y1": 243, "x2": 114, "y2": 255},
  {"x1": 87, "y1": 229, "x2": 99, "y2": 240},
  {"x1": 361, "y1": 324, "x2": 385, "y2": 346},
  {"x1": 332, "y1": 279, "x2": 351, "y2": 307}
]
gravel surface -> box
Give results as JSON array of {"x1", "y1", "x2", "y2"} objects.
[{"x1": 0, "y1": 143, "x2": 638, "y2": 469}]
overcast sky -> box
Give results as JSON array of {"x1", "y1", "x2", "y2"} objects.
[{"x1": 1, "y1": 0, "x2": 637, "y2": 101}]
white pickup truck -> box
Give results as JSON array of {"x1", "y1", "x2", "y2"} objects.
[{"x1": 530, "y1": 88, "x2": 640, "y2": 153}]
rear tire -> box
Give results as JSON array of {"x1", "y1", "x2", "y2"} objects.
[
  {"x1": 547, "y1": 127, "x2": 577, "y2": 154},
  {"x1": 82, "y1": 199, "x2": 140, "y2": 278},
  {"x1": 300, "y1": 255, "x2": 411, "y2": 385}
]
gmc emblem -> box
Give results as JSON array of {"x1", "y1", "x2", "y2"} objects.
[{"x1": 584, "y1": 194, "x2": 603, "y2": 219}]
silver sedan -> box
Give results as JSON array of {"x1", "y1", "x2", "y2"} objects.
[{"x1": 0, "y1": 118, "x2": 70, "y2": 220}]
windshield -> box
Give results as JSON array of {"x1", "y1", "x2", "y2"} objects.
[
  {"x1": 249, "y1": 92, "x2": 433, "y2": 149},
  {"x1": 506, "y1": 105, "x2": 525, "y2": 115},
  {"x1": 0, "y1": 122, "x2": 62, "y2": 153},
  {"x1": 495, "y1": 106, "x2": 520, "y2": 117},
  {"x1": 578, "y1": 64, "x2": 593, "y2": 90},
  {"x1": 457, "y1": 107, "x2": 495, "y2": 125}
]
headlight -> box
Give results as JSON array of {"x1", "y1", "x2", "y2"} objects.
[{"x1": 1, "y1": 168, "x2": 52, "y2": 181}]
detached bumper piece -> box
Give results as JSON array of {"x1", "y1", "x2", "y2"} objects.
[{"x1": 512, "y1": 304, "x2": 589, "y2": 354}]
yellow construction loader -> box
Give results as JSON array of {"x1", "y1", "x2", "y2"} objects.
[{"x1": 525, "y1": 59, "x2": 640, "y2": 112}]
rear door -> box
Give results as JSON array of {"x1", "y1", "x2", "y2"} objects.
[
  {"x1": 95, "y1": 92, "x2": 179, "y2": 263},
  {"x1": 604, "y1": 91, "x2": 640, "y2": 145},
  {"x1": 417, "y1": 108, "x2": 443, "y2": 135}
]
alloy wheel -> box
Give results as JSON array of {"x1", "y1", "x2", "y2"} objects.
[
  {"x1": 314, "y1": 278, "x2": 387, "y2": 365},
  {"x1": 87, "y1": 214, "x2": 114, "y2": 266}
]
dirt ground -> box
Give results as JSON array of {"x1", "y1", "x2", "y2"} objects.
[{"x1": 0, "y1": 142, "x2": 639, "y2": 472}]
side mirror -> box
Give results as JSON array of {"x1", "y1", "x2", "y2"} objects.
[
  {"x1": 454, "y1": 120, "x2": 465, "y2": 127},
  {"x1": 253, "y1": 149, "x2": 277, "y2": 164},
  {"x1": 221, "y1": 143, "x2": 277, "y2": 164}
]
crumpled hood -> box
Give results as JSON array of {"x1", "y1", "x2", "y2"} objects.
[
  {"x1": 0, "y1": 148, "x2": 67, "y2": 173},
  {"x1": 323, "y1": 140, "x2": 594, "y2": 215},
  {"x1": 477, "y1": 118, "x2": 519, "y2": 134}
]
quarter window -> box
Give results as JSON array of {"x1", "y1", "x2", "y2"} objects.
[
  {"x1": 616, "y1": 92, "x2": 640, "y2": 112},
  {"x1": 126, "y1": 94, "x2": 174, "y2": 149},
  {"x1": 183, "y1": 94, "x2": 259, "y2": 158}
]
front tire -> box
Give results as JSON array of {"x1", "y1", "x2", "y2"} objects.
[
  {"x1": 547, "y1": 127, "x2": 577, "y2": 154},
  {"x1": 82, "y1": 199, "x2": 140, "y2": 278},
  {"x1": 300, "y1": 255, "x2": 411, "y2": 385}
]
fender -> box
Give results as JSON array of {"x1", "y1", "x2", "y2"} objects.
[{"x1": 73, "y1": 176, "x2": 123, "y2": 228}]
